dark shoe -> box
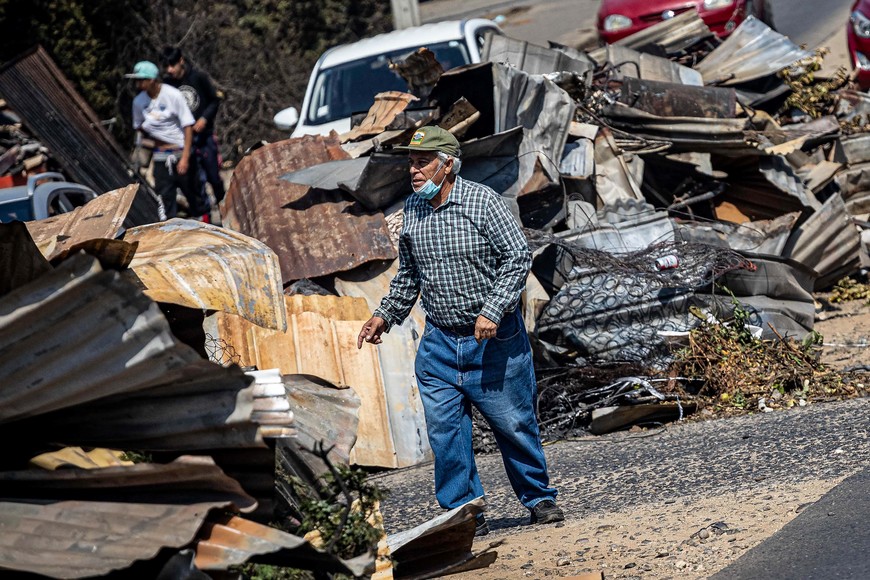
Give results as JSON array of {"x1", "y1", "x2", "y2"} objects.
[
  {"x1": 530, "y1": 500, "x2": 564, "y2": 525},
  {"x1": 475, "y1": 514, "x2": 490, "y2": 536}
]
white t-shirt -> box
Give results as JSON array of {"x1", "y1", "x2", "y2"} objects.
[{"x1": 132, "y1": 84, "x2": 195, "y2": 148}]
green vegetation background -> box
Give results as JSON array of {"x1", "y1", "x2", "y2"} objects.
[{"x1": 0, "y1": 0, "x2": 392, "y2": 163}]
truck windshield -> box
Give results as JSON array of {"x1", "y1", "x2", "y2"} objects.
[{"x1": 305, "y1": 40, "x2": 471, "y2": 125}]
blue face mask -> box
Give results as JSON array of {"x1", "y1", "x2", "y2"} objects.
[{"x1": 413, "y1": 160, "x2": 447, "y2": 200}]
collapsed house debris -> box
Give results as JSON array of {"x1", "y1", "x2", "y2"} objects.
[{"x1": 3, "y1": 12, "x2": 870, "y2": 579}]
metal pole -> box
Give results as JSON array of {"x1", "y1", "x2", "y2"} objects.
[{"x1": 390, "y1": 0, "x2": 421, "y2": 29}]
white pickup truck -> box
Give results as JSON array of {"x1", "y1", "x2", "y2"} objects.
[{"x1": 274, "y1": 19, "x2": 502, "y2": 137}]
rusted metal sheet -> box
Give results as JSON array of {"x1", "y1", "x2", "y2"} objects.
[
  {"x1": 378, "y1": 497, "x2": 494, "y2": 579},
  {"x1": 125, "y1": 218, "x2": 287, "y2": 332},
  {"x1": 210, "y1": 294, "x2": 398, "y2": 467},
  {"x1": 0, "y1": 499, "x2": 230, "y2": 578},
  {"x1": 340, "y1": 91, "x2": 420, "y2": 143},
  {"x1": 24, "y1": 183, "x2": 138, "y2": 260},
  {"x1": 618, "y1": 77, "x2": 736, "y2": 119},
  {"x1": 0, "y1": 46, "x2": 160, "y2": 225},
  {"x1": 194, "y1": 513, "x2": 373, "y2": 576},
  {"x1": 0, "y1": 251, "x2": 293, "y2": 452},
  {"x1": 602, "y1": 105, "x2": 749, "y2": 151},
  {"x1": 783, "y1": 192, "x2": 861, "y2": 290},
  {"x1": 0, "y1": 221, "x2": 51, "y2": 297},
  {"x1": 694, "y1": 16, "x2": 812, "y2": 85},
  {"x1": 0, "y1": 456, "x2": 255, "y2": 579},
  {"x1": 221, "y1": 134, "x2": 397, "y2": 282}
]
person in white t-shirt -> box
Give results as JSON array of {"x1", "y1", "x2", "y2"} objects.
[{"x1": 126, "y1": 60, "x2": 210, "y2": 220}]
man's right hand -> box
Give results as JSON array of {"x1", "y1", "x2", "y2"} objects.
[{"x1": 357, "y1": 316, "x2": 387, "y2": 349}]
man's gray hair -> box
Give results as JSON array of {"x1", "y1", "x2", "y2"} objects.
[{"x1": 437, "y1": 151, "x2": 462, "y2": 174}]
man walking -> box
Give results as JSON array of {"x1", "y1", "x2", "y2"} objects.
[
  {"x1": 126, "y1": 60, "x2": 210, "y2": 220},
  {"x1": 161, "y1": 46, "x2": 225, "y2": 205},
  {"x1": 357, "y1": 126, "x2": 563, "y2": 535}
]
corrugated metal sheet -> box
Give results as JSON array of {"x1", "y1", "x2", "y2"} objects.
[
  {"x1": 194, "y1": 513, "x2": 373, "y2": 576},
  {"x1": 0, "y1": 456, "x2": 255, "y2": 579},
  {"x1": 694, "y1": 16, "x2": 812, "y2": 85},
  {"x1": 0, "y1": 251, "x2": 293, "y2": 452},
  {"x1": 0, "y1": 46, "x2": 160, "y2": 226},
  {"x1": 281, "y1": 152, "x2": 409, "y2": 210},
  {"x1": 212, "y1": 294, "x2": 398, "y2": 467},
  {"x1": 125, "y1": 218, "x2": 287, "y2": 332},
  {"x1": 0, "y1": 499, "x2": 231, "y2": 578},
  {"x1": 601, "y1": 104, "x2": 749, "y2": 151},
  {"x1": 482, "y1": 34, "x2": 593, "y2": 76},
  {"x1": 24, "y1": 184, "x2": 139, "y2": 260},
  {"x1": 618, "y1": 77, "x2": 736, "y2": 119},
  {"x1": 221, "y1": 134, "x2": 397, "y2": 282},
  {"x1": 783, "y1": 192, "x2": 861, "y2": 290},
  {"x1": 613, "y1": 9, "x2": 713, "y2": 56}
]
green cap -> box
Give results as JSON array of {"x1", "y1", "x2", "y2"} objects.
[
  {"x1": 125, "y1": 61, "x2": 159, "y2": 80},
  {"x1": 395, "y1": 126, "x2": 461, "y2": 157}
]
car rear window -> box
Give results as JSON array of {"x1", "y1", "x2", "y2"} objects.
[{"x1": 306, "y1": 40, "x2": 471, "y2": 125}]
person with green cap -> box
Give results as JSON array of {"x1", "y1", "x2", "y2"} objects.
[
  {"x1": 126, "y1": 60, "x2": 210, "y2": 221},
  {"x1": 357, "y1": 126, "x2": 563, "y2": 535}
]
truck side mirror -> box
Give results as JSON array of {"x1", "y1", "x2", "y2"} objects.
[{"x1": 274, "y1": 107, "x2": 300, "y2": 131}]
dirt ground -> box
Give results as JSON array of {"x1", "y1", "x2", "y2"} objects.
[{"x1": 444, "y1": 292, "x2": 870, "y2": 579}]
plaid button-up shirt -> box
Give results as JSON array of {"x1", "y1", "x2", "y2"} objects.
[{"x1": 374, "y1": 176, "x2": 531, "y2": 329}]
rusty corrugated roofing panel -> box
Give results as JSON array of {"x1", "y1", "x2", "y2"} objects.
[
  {"x1": 24, "y1": 184, "x2": 138, "y2": 260},
  {"x1": 0, "y1": 456, "x2": 256, "y2": 509},
  {"x1": 0, "y1": 47, "x2": 160, "y2": 225},
  {"x1": 125, "y1": 218, "x2": 287, "y2": 332},
  {"x1": 194, "y1": 513, "x2": 373, "y2": 576},
  {"x1": 694, "y1": 16, "x2": 812, "y2": 85},
  {"x1": 0, "y1": 500, "x2": 228, "y2": 578},
  {"x1": 0, "y1": 251, "x2": 293, "y2": 452},
  {"x1": 222, "y1": 134, "x2": 397, "y2": 282},
  {"x1": 0, "y1": 457, "x2": 256, "y2": 579}
]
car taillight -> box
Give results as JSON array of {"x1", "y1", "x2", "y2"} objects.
[{"x1": 853, "y1": 10, "x2": 870, "y2": 39}]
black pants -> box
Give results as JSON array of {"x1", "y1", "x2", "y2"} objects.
[
  {"x1": 152, "y1": 153, "x2": 210, "y2": 218},
  {"x1": 194, "y1": 132, "x2": 225, "y2": 203}
]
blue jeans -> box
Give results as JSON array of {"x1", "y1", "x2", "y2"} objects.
[{"x1": 415, "y1": 307, "x2": 557, "y2": 510}]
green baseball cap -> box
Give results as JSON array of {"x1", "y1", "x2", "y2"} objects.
[
  {"x1": 395, "y1": 126, "x2": 461, "y2": 157},
  {"x1": 125, "y1": 61, "x2": 159, "y2": 80}
]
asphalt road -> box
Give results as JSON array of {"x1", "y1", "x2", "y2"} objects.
[
  {"x1": 374, "y1": 398, "x2": 869, "y2": 559},
  {"x1": 420, "y1": 0, "x2": 855, "y2": 51}
]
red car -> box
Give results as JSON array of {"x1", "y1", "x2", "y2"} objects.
[
  {"x1": 848, "y1": 0, "x2": 870, "y2": 89},
  {"x1": 597, "y1": 0, "x2": 773, "y2": 45}
]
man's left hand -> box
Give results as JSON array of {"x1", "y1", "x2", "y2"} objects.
[
  {"x1": 474, "y1": 315, "x2": 498, "y2": 344},
  {"x1": 177, "y1": 157, "x2": 189, "y2": 175}
]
